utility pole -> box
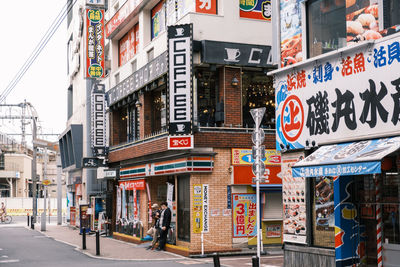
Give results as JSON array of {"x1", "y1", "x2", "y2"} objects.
[
  {"x1": 32, "y1": 116, "x2": 38, "y2": 223},
  {"x1": 57, "y1": 153, "x2": 62, "y2": 225}
]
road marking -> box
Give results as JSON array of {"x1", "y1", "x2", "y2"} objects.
[
  {"x1": 2, "y1": 255, "x2": 9, "y2": 258},
  {"x1": 0, "y1": 259, "x2": 19, "y2": 263},
  {"x1": 176, "y1": 260, "x2": 204, "y2": 265}
]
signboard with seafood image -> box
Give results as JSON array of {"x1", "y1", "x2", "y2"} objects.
[
  {"x1": 315, "y1": 176, "x2": 334, "y2": 230},
  {"x1": 280, "y1": 0, "x2": 303, "y2": 67},
  {"x1": 282, "y1": 152, "x2": 307, "y2": 244}
]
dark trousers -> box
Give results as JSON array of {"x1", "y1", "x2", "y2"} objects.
[{"x1": 158, "y1": 228, "x2": 168, "y2": 250}]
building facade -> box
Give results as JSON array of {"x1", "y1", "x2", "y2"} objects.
[
  {"x1": 104, "y1": 0, "x2": 281, "y2": 255},
  {"x1": 270, "y1": 0, "x2": 400, "y2": 266}
]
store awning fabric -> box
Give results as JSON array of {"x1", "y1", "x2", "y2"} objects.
[{"x1": 292, "y1": 136, "x2": 400, "y2": 178}]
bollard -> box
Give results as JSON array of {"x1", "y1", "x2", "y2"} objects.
[
  {"x1": 82, "y1": 227, "x2": 87, "y2": 250},
  {"x1": 252, "y1": 256, "x2": 259, "y2": 267},
  {"x1": 96, "y1": 230, "x2": 100, "y2": 256},
  {"x1": 30, "y1": 216, "x2": 34, "y2": 230},
  {"x1": 27, "y1": 215, "x2": 30, "y2": 227},
  {"x1": 213, "y1": 253, "x2": 220, "y2": 267}
]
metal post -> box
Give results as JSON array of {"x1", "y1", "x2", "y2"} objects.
[
  {"x1": 201, "y1": 231, "x2": 204, "y2": 256},
  {"x1": 252, "y1": 256, "x2": 259, "y2": 267},
  {"x1": 32, "y1": 116, "x2": 38, "y2": 223},
  {"x1": 96, "y1": 230, "x2": 100, "y2": 255},
  {"x1": 82, "y1": 227, "x2": 87, "y2": 250},
  {"x1": 41, "y1": 186, "x2": 47, "y2": 231},
  {"x1": 27, "y1": 215, "x2": 30, "y2": 226},
  {"x1": 56, "y1": 154, "x2": 62, "y2": 225},
  {"x1": 213, "y1": 253, "x2": 220, "y2": 267},
  {"x1": 31, "y1": 216, "x2": 34, "y2": 229}
]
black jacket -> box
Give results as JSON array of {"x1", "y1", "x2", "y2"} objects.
[{"x1": 160, "y1": 207, "x2": 171, "y2": 229}]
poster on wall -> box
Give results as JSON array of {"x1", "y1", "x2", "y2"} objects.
[
  {"x1": 192, "y1": 184, "x2": 209, "y2": 233},
  {"x1": 86, "y1": 9, "x2": 105, "y2": 78},
  {"x1": 275, "y1": 35, "x2": 400, "y2": 151},
  {"x1": 282, "y1": 152, "x2": 307, "y2": 244},
  {"x1": 232, "y1": 148, "x2": 281, "y2": 165},
  {"x1": 119, "y1": 24, "x2": 138, "y2": 66},
  {"x1": 266, "y1": 224, "x2": 281, "y2": 238},
  {"x1": 315, "y1": 177, "x2": 334, "y2": 229},
  {"x1": 151, "y1": 1, "x2": 166, "y2": 39},
  {"x1": 240, "y1": 0, "x2": 271, "y2": 21},
  {"x1": 279, "y1": 0, "x2": 302, "y2": 67},
  {"x1": 232, "y1": 193, "x2": 257, "y2": 238}
]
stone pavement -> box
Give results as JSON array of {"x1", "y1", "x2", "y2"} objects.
[{"x1": 29, "y1": 224, "x2": 184, "y2": 261}]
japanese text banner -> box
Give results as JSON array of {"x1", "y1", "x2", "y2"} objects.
[
  {"x1": 86, "y1": 9, "x2": 105, "y2": 78},
  {"x1": 274, "y1": 35, "x2": 400, "y2": 151}
]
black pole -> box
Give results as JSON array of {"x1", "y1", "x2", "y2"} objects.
[
  {"x1": 96, "y1": 230, "x2": 100, "y2": 255},
  {"x1": 27, "y1": 215, "x2": 30, "y2": 226},
  {"x1": 30, "y1": 216, "x2": 34, "y2": 230},
  {"x1": 252, "y1": 256, "x2": 259, "y2": 267},
  {"x1": 213, "y1": 253, "x2": 220, "y2": 267},
  {"x1": 82, "y1": 227, "x2": 87, "y2": 250}
]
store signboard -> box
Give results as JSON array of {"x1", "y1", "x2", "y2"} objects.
[
  {"x1": 167, "y1": 23, "x2": 193, "y2": 139},
  {"x1": 240, "y1": 0, "x2": 271, "y2": 21},
  {"x1": 275, "y1": 36, "x2": 400, "y2": 151},
  {"x1": 282, "y1": 152, "x2": 307, "y2": 244},
  {"x1": 201, "y1": 40, "x2": 273, "y2": 68},
  {"x1": 196, "y1": 0, "x2": 217, "y2": 14},
  {"x1": 232, "y1": 148, "x2": 280, "y2": 165},
  {"x1": 232, "y1": 193, "x2": 257, "y2": 238},
  {"x1": 119, "y1": 179, "x2": 146, "y2": 190},
  {"x1": 91, "y1": 83, "x2": 107, "y2": 156},
  {"x1": 192, "y1": 184, "x2": 209, "y2": 233},
  {"x1": 151, "y1": 1, "x2": 166, "y2": 39},
  {"x1": 168, "y1": 135, "x2": 193, "y2": 149},
  {"x1": 86, "y1": 9, "x2": 105, "y2": 78},
  {"x1": 266, "y1": 224, "x2": 281, "y2": 238},
  {"x1": 279, "y1": 0, "x2": 303, "y2": 67}
]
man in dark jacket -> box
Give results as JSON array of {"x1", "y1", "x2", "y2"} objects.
[{"x1": 156, "y1": 201, "x2": 171, "y2": 251}]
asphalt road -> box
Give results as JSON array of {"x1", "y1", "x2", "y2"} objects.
[{"x1": 0, "y1": 224, "x2": 283, "y2": 267}]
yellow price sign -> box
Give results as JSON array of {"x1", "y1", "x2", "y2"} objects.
[{"x1": 42, "y1": 179, "x2": 51, "y2": 186}]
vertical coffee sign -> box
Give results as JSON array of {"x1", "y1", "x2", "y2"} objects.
[
  {"x1": 91, "y1": 84, "x2": 107, "y2": 156},
  {"x1": 86, "y1": 9, "x2": 105, "y2": 78},
  {"x1": 167, "y1": 24, "x2": 194, "y2": 149}
]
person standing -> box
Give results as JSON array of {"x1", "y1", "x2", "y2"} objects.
[
  {"x1": 146, "y1": 203, "x2": 160, "y2": 250},
  {"x1": 0, "y1": 202, "x2": 6, "y2": 222},
  {"x1": 156, "y1": 201, "x2": 171, "y2": 251}
]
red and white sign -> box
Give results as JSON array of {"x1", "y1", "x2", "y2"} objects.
[
  {"x1": 119, "y1": 179, "x2": 145, "y2": 190},
  {"x1": 168, "y1": 135, "x2": 193, "y2": 150},
  {"x1": 195, "y1": 0, "x2": 217, "y2": 14}
]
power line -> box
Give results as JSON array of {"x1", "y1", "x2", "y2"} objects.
[{"x1": 0, "y1": 0, "x2": 77, "y2": 103}]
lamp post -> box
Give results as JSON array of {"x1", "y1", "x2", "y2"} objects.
[{"x1": 250, "y1": 107, "x2": 266, "y2": 263}]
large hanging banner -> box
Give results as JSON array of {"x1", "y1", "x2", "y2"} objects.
[
  {"x1": 86, "y1": 9, "x2": 105, "y2": 78},
  {"x1": 275, "y1": 35, "x2": 400, "y2": 151},
  {"x1": 232, "y1": 193, "x2": 257, "y2": 238}
]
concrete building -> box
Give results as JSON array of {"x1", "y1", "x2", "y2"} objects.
[
  {"x1": 103, "y1": 0, "x2": 281, "y2": 256},
  {"x1": 270, "y1": 0, "x2": 400, "y2": 266}
]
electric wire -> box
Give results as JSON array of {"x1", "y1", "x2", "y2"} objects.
[{"x1": 0, "y1": 0, "x2": 77, "y2": 103}]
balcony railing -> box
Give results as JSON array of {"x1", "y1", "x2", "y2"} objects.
[{"x1": 110, "y1": 129, "x2": 168, "y2": 152}]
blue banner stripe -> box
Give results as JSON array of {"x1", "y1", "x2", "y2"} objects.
[{"x1": 292, "y1": 161, "x2": 381, "y2": 178}]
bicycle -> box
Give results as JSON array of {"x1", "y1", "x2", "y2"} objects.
[{"x1": 0, "y1": 215, "x2": 12, "y2": 224}]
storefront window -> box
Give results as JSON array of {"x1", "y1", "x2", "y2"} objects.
[
  {"x1": 313, "y1": 176, "x2": 335, "y2": 248},
  {"x1": 242, "y1": 71, "x2": 275, "y2": 128},
  {"x1": 307, "y1": 0, "x2": 346, "y2": 57},
  {"x1": 197, "y1": 69, "x2": 218, "y2": 127},
  {"x1": 178, "y1": 175, "x2": 190, "y2": 242},
  {"x1": 127, "y1": 105, "x2": 140, "y2": 142},
  {"x1": 150, "y1": 88, "x2": 167, "y2": 133},
  {"x1": 384, "y1": 0, "x2": 400, "y2": 30}
]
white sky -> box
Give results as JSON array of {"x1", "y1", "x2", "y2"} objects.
[{"x1": 0, "y1": 0, "x2": 67, "y2": 143}]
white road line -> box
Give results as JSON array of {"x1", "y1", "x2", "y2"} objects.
[
  {"x1": 2, "y1": 255, "x2": 9, "y2": 258},
  {"x1": 0, "y1": 259, "x2": 19, "y2": 263}
]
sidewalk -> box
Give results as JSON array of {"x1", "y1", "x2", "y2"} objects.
[{"x1": 30, "y1": 223, "x2": 184, "y2": 261}]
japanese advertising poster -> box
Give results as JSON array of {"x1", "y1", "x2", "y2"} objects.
[
  {"x1": 275, "y1": 35, "x2": 400, "y2": 151},
  {"x1": 118, "y1": 24, "x2": 138, "y2": 66},
  {"x1": 151, "y1": 1, "x2": 166, "y2": 39},
  {"x1": 315, "y1": 177, "x2": 334, "y2": 230},
  {"x1": 240, "y1": 0, "x2": 271, "y2": 21},
  {"x1": 282, "y1": 152, "x2": 307, "y2": 244},
  {"x1": 232, "y1": 193, "x2": 257, "y2": 238},
  {"x1": 280, "y1": 0, "x2": 302, "y2": 67},
  {"x1": 86, "y1": 9, "x2": 105, "y2": 78},
  {"x1": 192, "y1": 184, "x2": 209, "y2": 233}
]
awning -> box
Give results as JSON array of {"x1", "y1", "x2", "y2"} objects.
[{"x1": 292, "y1": 136, "x2": 400, "y2": 178}]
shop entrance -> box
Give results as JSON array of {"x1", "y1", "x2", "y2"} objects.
[{"x1": 355, "y1": 173, "x2": 400, "y2": 267}]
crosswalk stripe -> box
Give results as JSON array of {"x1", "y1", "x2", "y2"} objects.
[{"x1": 0, "y1": 259, "x2": 19, "y2": 263}]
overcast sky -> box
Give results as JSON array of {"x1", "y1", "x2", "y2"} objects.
[{"x1": 0, "y1": 0, "x2": 67, "y2": 143}]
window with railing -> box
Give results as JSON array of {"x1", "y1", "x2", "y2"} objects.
[{"x1": 197, "y1": 69, "x2": 219, "y2": 127}]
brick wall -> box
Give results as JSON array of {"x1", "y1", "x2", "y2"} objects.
[
  {"x1": 224, "y1": 67, "x2": 242, "y2": 126},
  {"x1": 189, "y1": 148, "x2": 233, "y2": 253}
]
